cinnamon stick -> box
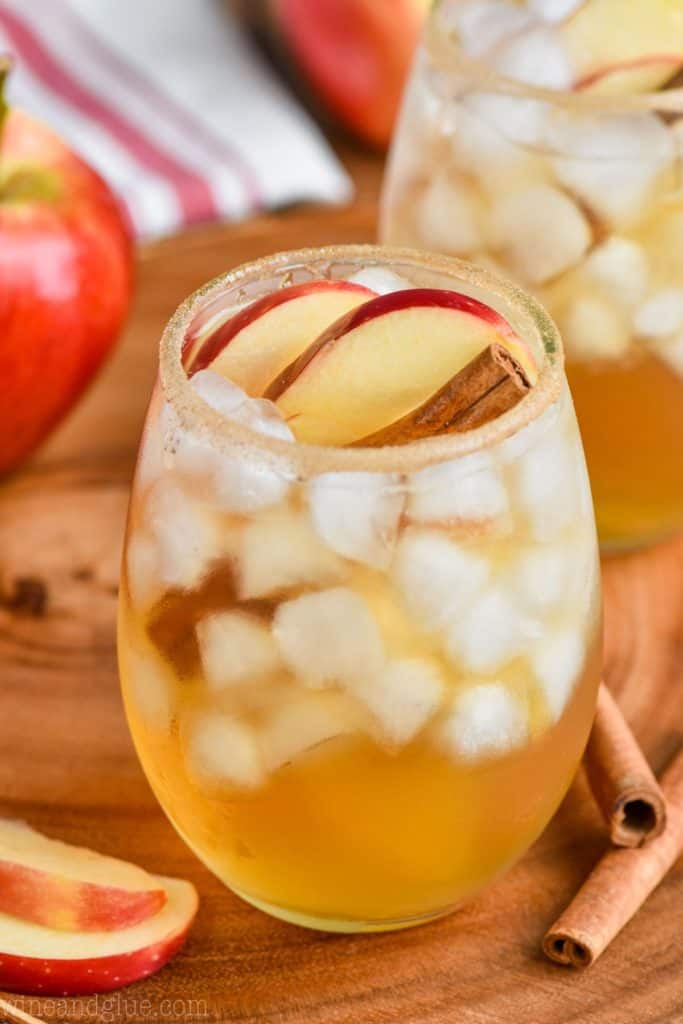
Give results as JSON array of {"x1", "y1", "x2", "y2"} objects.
[
  {"x1": 355, "y1": 342, "x2": 531, "y2": 447},
  {"x1": 0, "y1": 997, "x2": 47, "y2": 1024},
  {"x1": 585, "y1": 683, "x2": 667, "y2": 847},
  {"x1": 544, "y1": 745, "x2": 683, "y2": 968}
]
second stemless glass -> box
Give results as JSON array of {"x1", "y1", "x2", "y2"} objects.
[
  {"x1": 381, "y1": 6, "x2": 683, "y2": 549},
  {"x1": 118, "y1": 246, "x2": 600, "y2": 933}
]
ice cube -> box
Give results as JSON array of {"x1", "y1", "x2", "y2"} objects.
[
  {"x1": 512, "y1": 543, "x2": 576, "y2": 614},
  {"x1": 183, "y1": 711, "x2": 264, "y2": 790},
  {"x1": 561, "y1": 293, "x2": 631, "y2": 361},
  {"x1": 649, "y1": 332, "x2": 683, "y2": 376},
  {"x1": 261, "y1": 692, "x2": 359, "y2": 772},
  {"x1": 576, "y1": 451, "x2": 594, "y2": 524},
  {"x1": 273, "y1": 587, "x2": 385, "y2": 689},
  {"x1": 386, "y1": 50, "x2": 447, "y2": 180},
  {"x1": 447, "y1": 1, "x2": 533, "y2": 58},
  {"x1": 496, "y1": 395, "x2": 563, "y2": 463},
  {"x1": 144, "y1": 478, "x2": 220, "y2": 592},
  {"x1": 464, "y1": 92, "x2": 551, "y2": 154},
  {"x1": 450, "y1": 92, "x2": 546, "y2": 191},
  {"x1": 308, "y1": 471, "x2": 404, "y2": 570},
  {"x1": 123, "y1": 647, "x2": 175, "y2": 732},
  {"x1": 165, "y1": 372, "x2": 295, "y2": 514},
  {"x1": 446, "y1": 585, "x2": 542, "y2": 674},
  {"x1": 407, "y1": 452, "x2": 509, "y2": 529},
  {"x1": 211, "y1": 395, "x2": 295, "y2": 513},
  {"x1": 391, "y1": 528, "x2": 491, "y2": 631},
  {"x1": 514, "y1": 429, "x2": 585, "y2": 540},
  {"x1": 584, "y1": 237, "x2": 649, "y2": 310},
  {"x1": 196, "y1": 611, "x2": 282, "y2": 690},
  {"x1": 416, "y1": 173, "x2": 484, "y2": 255},
  {"x1": 190, "y1": 369, "x2": 248, "y2": 417},
  {"x1": 440, "y1": 683, "x2": 528, "y2": 761},
  {"x1": 355, "y1": 658, "x2": 445, "y2": 746},
  {"x1": 135, "y1": 427, "x2": 166, "y2": 494},
  {"x1": 528, "y1": 0, "x2": 584, "y2": 22},
  {"x1": 633, "y1": 288, "x2": 683, "y2": 340},
  {"x1": 346, "y1": 267, "x2": 412, "y2": 295},
  {"x1": 532, "y1": 627, "x2": 585, "y2": 721},
  {"x1": 550, "y1": 112, "x2": 675, "y2": 227},
  {"x1": 566, "y1": 526, "x2": 601, "y2": 617},
  {"x1": 213, "y1": 456, "x2": 293, "y2": 515},
  {"x1": 160, "y1": 402, "x2": 215, "y2": 483},
  {"x1": 488, "y1": 183, "x2": 591, "y2": 284},
  {"x1": 135, "y1": 392, "x2": 168, "y2": 492},
  {"x1": 125, "y1": 531, "x2": 162, "y2": 611},
  {"x1": 494, "y1": 27, "x2": 573, "y2": 91},
  {"x1": 191, "y1": 369, "x2": 294, "y2": 440},
  {"x1": 471, "y1": 24, "x2": 573, "y2": 150},
  {"x1": 239, "y1": 506, "x2": 346, "y2": 599},
  {"x1": 230, "y1": 398, "x2": 295, "y2": 443}
]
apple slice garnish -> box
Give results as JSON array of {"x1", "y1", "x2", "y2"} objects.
[
  {"x1": 0, "y1": 874, "x2": 198, "y2": 996},
  {"x1": 577, "y1": 57, "x2": 683, "y2": 96},
  {"x1": 0, "y1": 819, "x2": 166, "y2": 932},
  {"x1": 264, "y1": 289, "x2": 536, "y2": 446},
  {"x1": 190, "y1": 280, "x2": 376, "y2": 395},
  {"x1": 563, "y1": 0, "x2": 683, "y2": 95}
]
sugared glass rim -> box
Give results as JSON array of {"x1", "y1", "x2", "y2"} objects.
[
  {"x1": 425, "y1": 8, "x2": 683, "y2": 115},
  {"x1": 159, "y1": 245, "x2": 563, "y2": 476}
]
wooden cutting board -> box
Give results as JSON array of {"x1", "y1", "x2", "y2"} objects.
[{"x1": 0, "y1": 204, "x2": 681, "y2": 1024}]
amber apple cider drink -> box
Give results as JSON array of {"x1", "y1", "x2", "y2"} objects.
[
  {"x1": 118, "y1": 247, "x2": 600, "y2": 932},
  {"x1": 381, "y1": 0, "x2": 683, "y2": 547}
]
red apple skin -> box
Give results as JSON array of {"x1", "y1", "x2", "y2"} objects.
[
  {"x1": 329, "y1": 288, "x2": 520, "y2": 338},
  {"x1": 0, "y1": 928, "x2": 190, "y2": 997},
  {"x1": 0, "y1": 108, "x2": 133, "y2": 474},
  {"x1": 0, "y1": 861, "x2": 166, "y2": 932},
  {"x1": 575, "y1": 54, "x2": 683, "y2": 91},
  {"x1": 0, "y1": 875, "x2": 198, "y2": 996},
  {"x1": 271, "y1": 0, "x2": 426, "y2": 148},
  {"x1": 265, "y1": 288, "x2": 526, "y2": 400},
  {"x1": 189, "y1": 279, "x2": 374, "y2": 373}
]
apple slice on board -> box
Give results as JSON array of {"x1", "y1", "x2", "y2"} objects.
[
  {"x1": 0, "y1": 875, "x2": 198, "y2": 996},
  {"x1": 190, "y1": 280, "x2": 376, "y2": 395},
  {"x1": 563, "y1": 0, "x2": 683, "y2": 95},
  {"x1": 265, "y1": 289, "x2": 536, "y2": 446},
  {"x1": 0, "y1": 819, "x2": 166, "y2": 932}
]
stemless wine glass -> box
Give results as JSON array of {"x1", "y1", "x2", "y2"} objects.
[
  {"x1": 381, "y1": 1, "x2": 683, "y2": 549},
  {"x1": 118, "y1": 245, "x2": 601, "y2": 933}
]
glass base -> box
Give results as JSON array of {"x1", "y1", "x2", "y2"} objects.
[
  {"x1": 233, "y1": 888, "x2": 457, "y2": 933},
  {"x1": 161, "y1": 807, "x2": 460, "y2": 934}
]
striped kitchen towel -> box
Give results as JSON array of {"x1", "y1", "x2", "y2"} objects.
[{"x1": 0, "y1": 0, "x2": 353, "y2": 238}]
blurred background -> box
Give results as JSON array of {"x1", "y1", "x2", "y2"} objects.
[
  {"x1": 0, "y1": 0, "x2": 417, "y2": 239},
  {"x1": 0, "y1": 0, "x2": 425, "y2": 472}
]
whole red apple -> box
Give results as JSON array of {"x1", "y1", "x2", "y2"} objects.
[
  {"x1": 0, "y1": 62, "x2": 133, "y2": 474},
  {"x1": 275, "y1": 0, "x2": 430, "y2": 147},
  {"x1": 239, "y1": 0, "x2": 429, "y2": 149}
]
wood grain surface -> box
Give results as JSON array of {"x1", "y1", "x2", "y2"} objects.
[{"x1": 1, "y1": 202, "x2": 682, "y2": 1024}]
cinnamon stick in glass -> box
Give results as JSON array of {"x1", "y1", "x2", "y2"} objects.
[
  {"x1": 585, "y1": 682, "x2": 667, "y2": 847},
  {"x1": 544, "y1": 745, "x2": 683, "y2": 968},
  {"x1": 355, "y1": 342, "x2": 531, "y2": 447}
]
